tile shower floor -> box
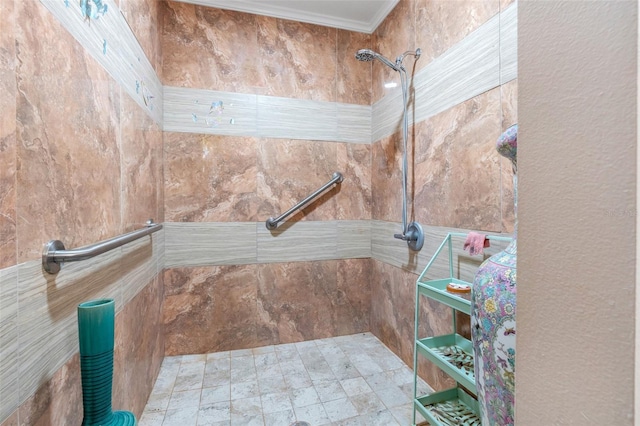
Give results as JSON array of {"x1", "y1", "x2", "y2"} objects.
[{"x1": 139, "y1": 332, "x2": 430, "y2": 426}]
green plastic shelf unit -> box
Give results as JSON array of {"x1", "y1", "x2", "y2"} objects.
[
  {"x1": 415, "y1": 387, "x2": 481, "y2": 426},
  {"x1": 417, "y1": 278, "x2": 472, "y2": 315},
  {"x1": 415, "y1": 334, "x2": 476, "y2": 395}
]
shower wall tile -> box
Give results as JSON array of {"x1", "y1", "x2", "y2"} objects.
[
  {"x1": 336, "y1": 103, "x2": 372, "y2": 144},
  {"x1": 412, "y1": 12, "x2": 500, "y2": 135},
  {"x1": 257, "y1": 96, "x2": 338, "y2": 141},
  {"x1": 336, "y1": 144, "x2": 372, "y2": 220},
  {"x1": 337, "y1": 221, "x2": 371, "y2": 259},
  {"x1": 413, "y1": 88, "x2": 502, "y2": 232},
  {"x1": 162, "y1": 2, "x2": 264, "y2": 92},
  {"x1": 163, "y1": 87, "x2": 259, "y2": 136},
  {"x1": 164, "y1": 265, "x2": 261, "y2": 354},
  {"x1": 371, "y1": 131, "x2": 403, "y2": 223},
  {"x1": 163, "y1": 221, "x2": 371, "y2": 268},
  {"x1": 164, "y1": 222, "x2": 257, "y2": 267},
  {"x1": 15, "y1": 0, "x2": 121, "y2": 263},
  {"x1": 0, "y1": 0, "x2": 16, "y2": 270},
  {"x1": 258, "y1": 138, "x2": 338, "y2": 223},
  {"x1": 415, "y1": 0, "x2": 499, "y2": 72},
  {"x1": 0, "y1": 233, "x2": 163, "y2": 424},
  {"x1": 163, "y1": 2, "x2": 340, "y2": 102},
  {"x1": 164, "y1": 132, "x2": 260, "y2": 222},
  {"x1": 12, "y1": 272, "x2": 163, "y2": 425},
  {"x1": 164, "y1": 259, "x2": 371, "y2": 355},
  {"x1": 257, "y1": 261, "x2": 340, "y2": 344},
  {"x1": 370, "y1": 220, "x2": 510, "y2": 279},
  {"x1": 163, "y1": 86, "x2": 372, "y2": 144},
  {"x1": 119, "y1": 0, "x2": 163, "y2": 73},
  {"x1": 500, "y1": 2, "x2": 518, "y2": 84},
  {"x1": 0, "y1": 266, "x2": 18, "y2": 422},
  {"x1": 39, "y1": 0, "x2": 163, "y2": 124},
  {"x1": 0, "y1": 412, "x2": 17, "y2": 426},
  {"x1": 337, "y1": 30, "x2": 372, "y2": 106},
  {"x1": 371, "y1": 89, "x2": 404, "y2": 143},
  {"x1": 16, "y1": 353, "x2": 83, "y2": 426},
  {"x1": 257, "y1": 221, "x2": 338, "y2": 263},
  {"x1": 121, "y1": 235, "x2": 157, "y2": 306},
  {"x1": 16, "y1": 250, "x2": 123, "y2": 403},
  {"x1": 120, "y1": 92, "x2": 162, "y2": 232},
  {"x1": 372, "y1": 0, "x2": 416, "y2": 104},
  {"x1": 113, "y1": 274, "x2": 165, "y2": 418},
  {"x1": 370, "y1": 2, "x2": 518, "y2": 144},
  {"x1": 257, "y1": 16, "x2": 337, "y2": 102},
  {"x1": 369, "y1": 259, "x2": 453, "y2": 391}
]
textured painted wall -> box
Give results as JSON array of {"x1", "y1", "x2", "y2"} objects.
[
  {"x1": 518, "y1": 1, "x2": 636, "y2": 424},
  {"x1": 0, "y1": 0, "x2": 165, "y2": 423}
]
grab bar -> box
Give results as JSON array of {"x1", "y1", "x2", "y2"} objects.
[
  {"x1": 42, "y1": 219, "x2": 163, "y2": 274},
  {"x1": 265, "y1": 172, "x2": 344, "y2": 230}
]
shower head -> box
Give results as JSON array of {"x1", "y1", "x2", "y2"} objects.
[{"x1": 355, "y1": 48, "x2": 400, "y2": 71}]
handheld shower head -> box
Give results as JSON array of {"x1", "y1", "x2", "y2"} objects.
[{"x1": 355, "y1": 48, "x2": 400, "y2": 71}]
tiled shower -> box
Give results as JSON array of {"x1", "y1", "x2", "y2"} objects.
[{"x1": 0, "y1": 0, "x2": 517, "y2": 425}]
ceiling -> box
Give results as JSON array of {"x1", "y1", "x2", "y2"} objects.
[{"x1": 175, "y1": 0, "x2": 400, "y2": 34}]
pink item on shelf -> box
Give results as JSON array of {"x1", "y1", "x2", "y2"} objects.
[{"x1": 464, "y1": 232, "x2": 490, "y2": 256}]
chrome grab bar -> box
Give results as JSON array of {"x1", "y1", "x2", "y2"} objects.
[
  {"x1": 42, "y1": 219, "x2": 163, "y2": 274},
  {"x1": 265, "y1": 172, "x2": 344, "y2": 230}
]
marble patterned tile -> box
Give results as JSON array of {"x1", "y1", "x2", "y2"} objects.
[
  {"x1": 256, "y1": 261, "x2": 340, "y2": 344},
  {"x1": 119, "y1": 0, "x2": 163, "y2": 73},
  {"x1": 163, "y1": 405, "x2": 199, "y2": 426},
  {"x1": 17, "y1": 354, "x2": 82, "y2": 426},
  {"x1": 323, "y1": 397, "x2": 358, "y2": 422},
  {"x1": 163, "y1": 266, "x2": 260, "y2": 355},
  {"x1": 257, "y1": 17, "x2": 337, "y2": 102},
  {"x1": 372, "y1": 0, "x2": 416, "y2": 104},
  {"x1": 294, "y1": 403, "x2": 330, "y2": 425},
  {"x1": 371, "y1": 131, "x2": 404, "y2": 222},
  {"x1": 164, "y1": 132, "x2": 260, "y2": 222},
  {"x1": 337, "y1": 30, "x2": 372, "y2": 106},
  {"x1": 414, "y1": 88, "x2": 503, "y2": 231},
  {"x1": 257, "y1": 138, "x2": 338, "y2": 223},
  {"x1": 415, "y1": 0, "x2": 499, "y2": 72},
  {"x1": 40, "y1": 0, "x2": 162, "y2": 124},
  {"x1": 15, "y1": 0, "x2": 122, "y2": 263},
  {"x1": 336, "y1": 144, "x2": 372, "y2": 221},
  {"x1": 120, "y1": 93, "x2": 162, "y2": 232},
  {"x1": 162, "y1": 2, "x2": 263, "y2": 92},
  {"x1": 113, "y1": 276, "x2": 165, "y2": 417},
  {"x1": 0, "y1": 0, "x2": 16, "y2": 270}
]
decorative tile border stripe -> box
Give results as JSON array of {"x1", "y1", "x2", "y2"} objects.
[
  {"x1": 164, "y1": 222, "x2": 258, "y2": 267},
  {"x1": 370, "y1": 220, "x2": 511, "y2": 279},
  {"x1": 163, "y1": 220, "x2": 372, "y2": 267},
  {"x1": 163, "y1": 88, "x2": 372, "y2": 144},
  {"x1": 0, "y1": 265, "x2": 18, "y2": 422},
  {"x1": 372, "y1": 3, "x2": 517, "y2": 142},
  {"x1": 500, "y1": 3, "x2": 518, "y2": 84},
  {"x1": 0, "y1": 230, "x2": 163, "y2": 418},
  {"x1": 40, "y1": 0, "x2": 163, "y2": 124},
  {"x1": 163, "y1": 2, "x2": 516, "y2": 144}
]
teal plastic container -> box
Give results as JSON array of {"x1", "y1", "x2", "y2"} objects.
[{"x1": 77, "y1": 299, "x2": 136, "y2": 426}]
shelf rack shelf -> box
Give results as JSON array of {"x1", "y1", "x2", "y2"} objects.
[{"x1": 412, "y1": 232, "x2": 512, "y2": 426}]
